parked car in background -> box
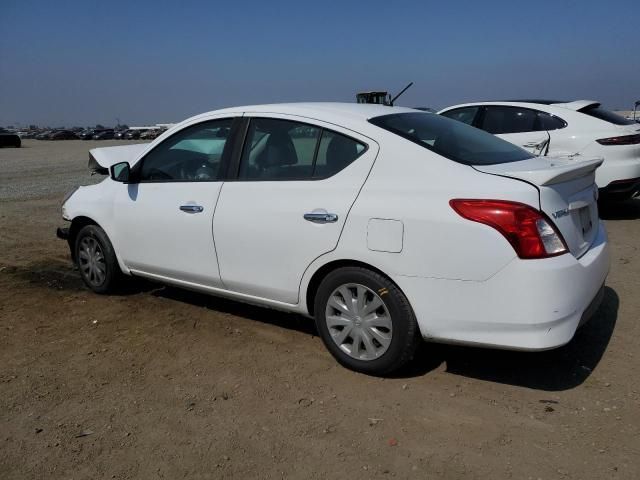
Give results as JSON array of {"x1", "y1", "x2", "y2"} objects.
[
  {"x1": 0, "y1": 128, "x2": 21, "y2": 147},
  {"x1": 35, "y1": 130, "x2": 54, "y2": 140},
  {"x1": 79, "y1": 129, "x2": 96, "y2": 140},
  {"x1": 57, "y1": 103, "x2": 609, "y2": 374},
  {"x1": 439, "y1": 100, "x2": 640, "y2": 200},
  {"x1": 140, "y1": 128, "x2": 162, "y2": 140},
  {"x1": 51, "y1": 130, "x2": 79, "y2": 140},
  {"x1": 125, "y1": 130, "x2": 143, "y2": 140},
  {"x1": 93, "y1": 129, "x2": 115, "y2": 140},
  {"x1": 114, "y1": 130, "x2": 128, "y2": 140}
]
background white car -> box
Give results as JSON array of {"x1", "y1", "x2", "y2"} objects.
[
  {"x1": 58, "y1": 104, "x2": 609, "y2": 375},
  {"x1": 439, "y1": 100, "x2": 640, "y2": 200}
]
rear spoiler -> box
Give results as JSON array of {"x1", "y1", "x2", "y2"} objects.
[
  {"x1": 553, "y1": 100, "x2": 600, "y2": 111},
  {"x1": 474, "y1": 156, "x2": 603, "y2": 186},
  {"x1": 88, "y1": 143, "x2": 149, "y2": 175}
]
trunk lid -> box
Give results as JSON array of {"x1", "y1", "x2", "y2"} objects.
[{"x1": 474, "y1": 156, "x2": 603, "y2": 258}]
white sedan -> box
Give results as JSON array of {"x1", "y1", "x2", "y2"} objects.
[
  {"x1": 57, "y1": 103, "x2": 610, "y2": 375},
  {"x1": 439, "y1": 100, "x2": 640, "y2": 200}
]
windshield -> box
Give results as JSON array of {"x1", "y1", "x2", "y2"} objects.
[
  {"x1": 579, "y1": 105, "x2": 636, "y2": 126},
  {"x1": 369, "y1": 112, "x2": 534, "y2": 165}
]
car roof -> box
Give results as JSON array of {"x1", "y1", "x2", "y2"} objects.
[
  {"x1": 440, "y1": 99, "x2": 601, "y2": 113},
  {"x1": 500, "y1": 99, "x2": 568, "y2": 105},
  {"x1": 446, "y1": 100, "x2": 600, "y2": 111},
  {"x1": 193, "y1": 102, "x2": 419, "y2": 123}
]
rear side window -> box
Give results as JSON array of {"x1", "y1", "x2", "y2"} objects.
[
  {"x1": 481, "y1": 106, "x2": 537, "y2": 134},
  {"x1": 440, "y1": 106, "x2": 479, "y2": 125},
  {"x1": 239, "y1": 119, "x2": 320, "y2": 180},
  {"x1": 313, "y1": 130, "x2": 366, "y2": 178},
  {"x1": 537, "y1": 112, "x2": 567, "y2": 130},
  {"x1": 579, "y1": 105, "x2": 636, "y2": 126},
  {"x1": 369, "y1": 112, "x2": 533, "y2": 165},
  {"x1": 238, "y1": 118, "x2": 366, "y2": 180}
]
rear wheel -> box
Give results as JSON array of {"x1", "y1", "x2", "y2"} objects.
[
  {"x1": 74, "y1": 225, "x2": 121, "y2": 294},
  {"x1": 314, "y1": 267, "x2": 421, "y2": 375}
]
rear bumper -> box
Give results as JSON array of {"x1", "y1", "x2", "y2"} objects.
[
  {"x1": 596, "y1": 157, "x2": 640, "y2": 190},
  {"x1": 56, "y1": 227, "x2": 69, "y2": 240},
  {"x1": 395, "y1": 221, "x2": 610, "y2": 350},
  {"x1": 599, "y1": 176, "x2": 640, "y2": 199}
]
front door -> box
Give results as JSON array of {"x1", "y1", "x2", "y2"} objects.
[
  {"x1": 113, "y1": 117, "x2": 236, "y2": 287},
  {"x1": 213, "y1": 116, "x2": 378, "y2": 304}
]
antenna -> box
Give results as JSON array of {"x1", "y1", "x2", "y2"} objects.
[{"x1": 389, "y1": 82, "x2": 414, "y2": 106}]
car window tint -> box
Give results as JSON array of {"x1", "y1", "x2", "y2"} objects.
[
  {"x1": 369, "y1": 112, "x2": 533, "y2": 165},
  {"x1": 239, "y1": 118, "x2": 320, "y2": 180},
  {"x1": 481, "y1": 106, "x2": 538, "y2": 134},
  {"x1": 440, "y1": 107, "x2": 479, "y2": 125},
  {"x1": 139, "y1": 119, "x2": 233, "y2": 182},
  {"x1": 313, "y1": 130, "x2": 366, "y2": 178},
  {"x1": 537, "y1": 112, "x2": 567, "y2": 131}
]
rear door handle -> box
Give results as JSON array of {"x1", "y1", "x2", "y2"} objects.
[
  {"x1": 180, "y1": 205, "x2": 204, "y2": 213},
  {"x1": 304, "y1": 211, "x2": 338, "y2": 223}
]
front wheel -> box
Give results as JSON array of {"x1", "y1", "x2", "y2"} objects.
[
  {"x1": 74, "y1": 225, "x2": 122, "y2": 294},
  {"x1": 314, "y1": 267, "x2": 421, "y2": 375}
]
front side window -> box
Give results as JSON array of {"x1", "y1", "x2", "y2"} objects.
[
  {"x1": 139, "y1": 118, "x2": 233, "y2": 182},
  {"x1": 481, "y1": 106, "x2": 538, "y2": 134},
  {"x1": 369, "y1": 112, "x2": 533, "y2": 165},
  {"x1": 440, "y1": 106, "x2": 480, "y2": 126},
  {"x1": 238, "y1": 118, "x2": 366, "y2": 180}
]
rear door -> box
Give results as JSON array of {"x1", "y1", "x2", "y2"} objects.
[
  {"x1": 213, "y1": 115, "x2": 378, "y2": 304},
  {"x1": 480, "y1": 105, "x2": 550, "y2": 156}
]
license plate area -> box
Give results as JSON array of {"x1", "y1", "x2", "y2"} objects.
[{"x1": 578, "y1": 206, "x2": 593, "y2": 236}]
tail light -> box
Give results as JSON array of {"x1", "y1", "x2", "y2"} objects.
[
  {"x1": 450, "y1": 199, "x2": 568, "y2": 259},
  {"x1": 596, "y1": 134, "x2": 640, "y2": 145}
]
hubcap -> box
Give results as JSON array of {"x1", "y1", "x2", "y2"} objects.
[
  {"x1": 78, "y1": 236, "x2": 106, "y2": 286},
  {"x1": 325, "y1": 283, "x2": 392, "y2": 361}
]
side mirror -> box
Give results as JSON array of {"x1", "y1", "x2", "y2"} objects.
[{"x1": 110, "y1": 162, "x2": 131, "y2": 182}]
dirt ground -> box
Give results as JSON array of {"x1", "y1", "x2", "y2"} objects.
[{"x1": 1, "y1": 140, "x2": 639, "y2": 479}]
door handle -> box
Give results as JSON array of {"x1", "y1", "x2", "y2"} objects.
[
  {"x1": 180, "y1": 205, "x2": 204, "y2": 213},
  {"x1": 304, "y1": 211, "x2": 338, "y2": 223},
  {"x1": 523, "y1": 139, "x2": 549, "y2": 149}
]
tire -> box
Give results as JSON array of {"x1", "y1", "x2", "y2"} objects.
[
  {"x1": 314, "y1": 267, "x2": 421, "y2": 375},
  {"x1": 74, "y1": 225, "x2": 122, "y2": 294}
]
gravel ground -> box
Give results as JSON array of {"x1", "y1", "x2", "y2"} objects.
[
  {"x1": 1, "y1": 141, "x2": 639, "y2": 479},
  {"x1": 0, "y1": 140, "x2": 146, "y2": 200}
]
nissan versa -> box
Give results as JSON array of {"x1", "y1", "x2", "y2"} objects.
[{"x1": 57, "y1": 103, "x2": 610, "y2": 375}]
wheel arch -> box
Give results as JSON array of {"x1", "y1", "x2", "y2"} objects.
[
  {"x1": 68, "y1": 216, "x2": 100, "y2": 262},
  {"x1": 304, "y1": 259, "x2": 405, "y2": 317}
]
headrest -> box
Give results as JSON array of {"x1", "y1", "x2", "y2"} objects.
[{"x1": 256, "y1": 132, "x2": 298, "y2": 168}]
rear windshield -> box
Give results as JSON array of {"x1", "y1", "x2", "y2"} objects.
[
  {"x1": 369, "y1": 112, "x2": 533, "y2": 165},
  {"x1": 579, "y1": 105, "x2": 636, "y2": 126}
]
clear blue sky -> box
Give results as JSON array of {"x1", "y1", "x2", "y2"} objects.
[{"x1": 1, "y1": 0, "x2": 638, "y2": 127}]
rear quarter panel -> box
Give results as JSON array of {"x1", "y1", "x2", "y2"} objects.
[{"x1": 302, "y1": 132, "x2": 541, "y2": 294}]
